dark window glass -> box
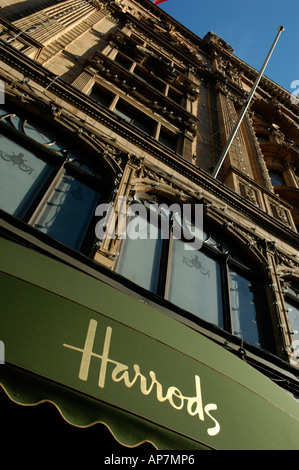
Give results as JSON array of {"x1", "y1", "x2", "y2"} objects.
[
  {"x1": 167, "y1": 87, "x2": 183, "y2": 105},
  {"x1": 228, "y1": 268, "x2": 261, "y2": 347},
  {"x1": 256, "y1": 134, "x2": 269, "y2": 142},
  {"x1": 33, "y1": 173, "x2": 100, "y2": 250},
  {"x1": 134, "y1": 67, "x2": 165, "y2": 92},
  {"x1": 114, "y1": 53, "x2": 133, "y2": 70},
  {"x1": 89, "y1": 85, "x2": 114, "y2": 107},
  {"x1": 114, "y1": 101, "x2": 156, "y2": 135},
  {"x1": 269, "y1": 170, "x2": 285, "y2": 186},
  {"x1": 158, "y1": 127, "x2": 178, "y2": 152}
]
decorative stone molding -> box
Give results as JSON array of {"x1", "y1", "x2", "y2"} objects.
[
  {"x1": 238, "y1": 179, "x2": 262, "y2": 208},
  {"x1": 275, "y1": 250, "x2": 299, "y2": 275},
  {"x1": 204, "y1": 32, "x2": 234, "y2": 54},
  {"x1": 129, "y1": 163, "x2": 193, "y2": 204}
]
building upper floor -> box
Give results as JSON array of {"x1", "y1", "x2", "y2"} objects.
[
  {"x1": 0, "y1": 0, "x2": 298, "y2": 389},
  {"x1": 1, "y1": 0, "x2": 297, "y2": 229}
]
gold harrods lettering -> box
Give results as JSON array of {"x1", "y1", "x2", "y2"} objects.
[{"x1": 63, "y1": 319, "x2": 220, "y2": 437}]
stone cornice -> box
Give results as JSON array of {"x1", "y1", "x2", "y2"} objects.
[
  {"x1": 127, "y1": 0, "x2": 208, "y2": 50},
  {"x1": 124, "y1": 13, "x2": 210, "y2": 72},
  {"x1": 130, "y1": 1, "x2": 298, "y2": 116},
  {"x1": 204, "y1": 32, "x2": 298, "y2": 117}
]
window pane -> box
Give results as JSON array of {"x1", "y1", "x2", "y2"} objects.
[
  {"x1": 114, "y1": 101, "x2": 155, "y2": 135},
  {"x1": 167, "y1": 239, "x2": 223, "y2": 328},
  {"x1": 133, "y1": 114, "x2": 155, "y2": 135},
  {"x1": 114, "y1": 53, "x2": 133, "y2": 69},
  {"x1": 0, "y1": 133, "x2": 54, "y2": 218},
  {"x1": 89, "y1": 86, "x2": 114, "y2": 107},
  {"x1": 114, "y1": 102, "x2": 132, "y2": 123},
  {"x1": 34, "y1": 174, "x2": 100, "y2": 250},
  {"x1": 229, "y1": 269, "x2": 261, "y2": 347},
  {"x1": 115, "y1": 214, "x2": 163, "y2": 292},
  {"x1": 167, "y1": 88, "x2": 183, "y2": 105},
  {"x1": 159, "y1": 128, "x2": 177, "y2": 151},
  {"x1": 3, "y1": 111, "x2": 66, "y2": 156},
  {"x1": 269, "y1": 170, "x2": 285, "y2": 186},
  {"x1": 285, "y1": 298, "x2": 299, "y2": 351},
  {"x1": 134, "y1": 67, "x2": 164, "y2": 92}
]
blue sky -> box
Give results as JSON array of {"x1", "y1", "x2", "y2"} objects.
[{"x1": 153, "y1": 0, "x2": 299, "y2": 93}]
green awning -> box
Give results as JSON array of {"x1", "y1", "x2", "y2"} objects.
[
  {"x1": 0, "y1": 365, "x2": 208, "y2": 450},
  {"x1": 1, "y1": 237, "x2": 299, "y2": 450}
]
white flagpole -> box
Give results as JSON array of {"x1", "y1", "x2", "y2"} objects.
[{"x1": 212, "y1": 26, "x2": 284, "y2": 179}]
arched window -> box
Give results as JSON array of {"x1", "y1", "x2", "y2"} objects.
[
  {"x1": 0, "y1": 106, "x2": 111, "y2": 254},
  {"x1": 269, "y1": 169, "x2": 285, "y2": 186},
  {"x1": 115, "y1": 201, "x2": 272, "y2": 351}
]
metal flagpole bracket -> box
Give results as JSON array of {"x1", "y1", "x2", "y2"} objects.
[{"x1": 212, "y1": 26, "x2": 284, "y2": 179}]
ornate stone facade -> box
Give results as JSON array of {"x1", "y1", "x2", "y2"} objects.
[{"x1": 0, "y1": 0, "x2": 298, "y2": 391}]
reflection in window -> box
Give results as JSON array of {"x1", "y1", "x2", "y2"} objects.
[
  {"x1": 0, "y1": 133, "x2": 54, "y2": 218},
  {"x1": 269, "y1": 169, "x2": 285, "y2": 186},
  {"x1": 34, "y1": 174, "x2": 100, "y2": 250},
  {"x1": 116, "y1": 208, "x2": 269, "y2": 350},
  {"x1": 115, "y1": 212, "x2": 163, "y2": 292},
  {"x1": 284, "y1": 285, "x2": 299, "y2": 364},
  {"x1": 0, "y1": 106, "x2": 109, "y2": 254},
  {"x1": 285, "y1": 299, "x2": 299, "y2": 341},
  {"x1": 229, "y1": 268, "x2": 260, "y2": 347},
  {"x1": 168, "y1": 239, "x2": 223, "y2": 328}
]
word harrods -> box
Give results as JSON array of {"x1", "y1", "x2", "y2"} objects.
[{"x1": 63, "y1": 319, "x2": 221, "y2": 437}]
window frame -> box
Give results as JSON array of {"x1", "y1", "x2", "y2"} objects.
[
  {"x1": 0, "y1": 109, "x2": 112, "y2": 256},
  {"x1": 115, "y1": 203, "x2": 272, "y2": 351},
  {"x1": 113, "y1": 99, "x2": 157, "y2": 136},
  {"x1": 269, "y1": 169, "x2": 286, "y2": 187},
  {"x1": 88, "y1": 83, "x2": 115, "y2": 108}
]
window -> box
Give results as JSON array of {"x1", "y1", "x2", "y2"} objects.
[
  {"x1": 283, "y1": 283, "x2": 299, "y2": 364},
  {"x1": 228, "y1": 268, "x2": 261, "y2": 346},
  {"x1": 269, "y1": 169, "x2": 285, "y2": 186},
  {"x1": 115, "y1": 210, "x2": 164, "y2": 292},
  {"x1": 167, "y1": 87, "x2": 184, "y2": 106},
  {"x1": 114, "y1": 100, "x2": 156, "y2": 135},
  {"x1": 114, "y1": 53, "x2": 133, "y2": 70},
  {"x1": 168, "y1": 238, "x2": 224, "y2": 329},
  {"x1": 0, "y1": 131, "x2": 55, "y2": 219},
  {"x1": 115, "y1": 204, "x2": 270, "y2": 350},
  {"x1": 0, "y1": 106, "x2": 110, "y2": 254},
  {"x1": 33, "y1": 173, "x2": 101, "y2": 251},
  {"x1": 134, "y1": 66, "x2": 165, "y2": 92},
  {"x1": 158, "y1": 127, "x2": 180, "y2": 153},
  {"x1": 256, "y1": 133, "x2": 269, "y2": 143},
  {"x1": 89, "y1": 84, "x2": 114, "y2": 107}
]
